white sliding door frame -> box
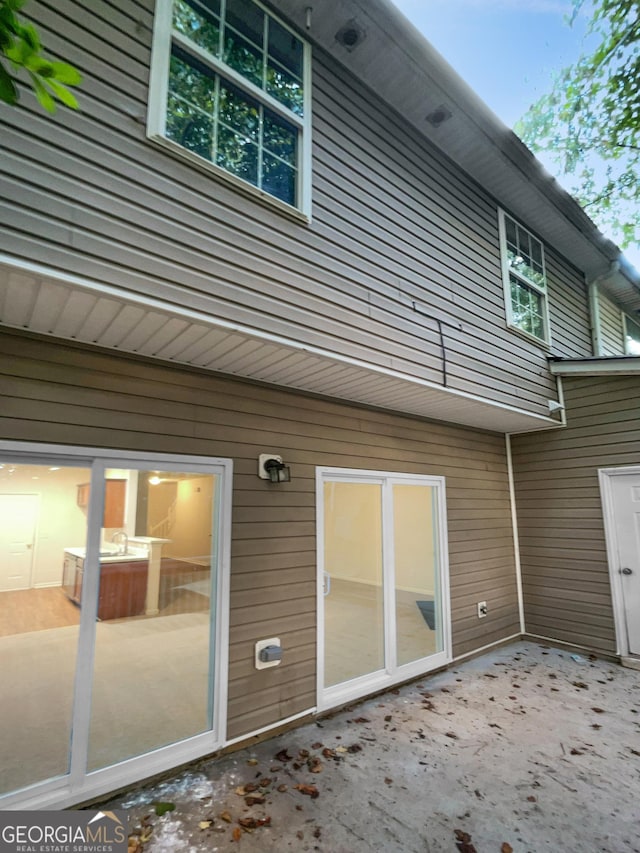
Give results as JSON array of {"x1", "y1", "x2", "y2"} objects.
[
  {"x1": 0, "y1": 440, "x2": 232, "y2": 810},
  {"x1": 316, "y1": 467, "x2": 451, "y2": 712}
]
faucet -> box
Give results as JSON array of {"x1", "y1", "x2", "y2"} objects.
[{"x1": 111, "y1": 530, "x2": 128, "y2": 556}]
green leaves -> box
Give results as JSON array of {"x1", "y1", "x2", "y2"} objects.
[
  {"x1": 516, "y1": 0, "x2": 640, "y2": 250},
  {"x1": 0, "y1": 0, "x2": 81, "y2": 112}
]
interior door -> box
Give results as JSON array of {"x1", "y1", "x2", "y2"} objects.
[
  {"x1": 0, "y1": 494, "x2": 39, "y2": 591},
  {"x1": 318, "y1": 469, "x2": 451, "y2": 709},
  {"x1": 611, "y1": 473, "x2": 640, "y2": 655}
]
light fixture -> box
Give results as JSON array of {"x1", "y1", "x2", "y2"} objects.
[
  {"x1": 258, "y1": 453, "x2": 291, "y2": 484},
  {"x1": 148, "y1": 475, "x2": 162, "y2": 485},
  {"x1": 335, "y1": 20, "x2": 365, "y2": 51}
]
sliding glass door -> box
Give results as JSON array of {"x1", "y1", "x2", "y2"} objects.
[
  {"x1": 0, "y1": 444, "x2": 231, "y2": 810},
  {"x1": 317, "y1": 469, "x2": 450, "y2": 709}
]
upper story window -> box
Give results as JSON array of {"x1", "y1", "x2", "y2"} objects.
[
  {"x1": 624, "y1": 314, "x2": 640, "y2": 355},
  {"x1": 498, "y1": 210, "x2": 549, "y2": 344},
  {"x1": 148, "y1": 0, "x2": 311, "y2": 215}
]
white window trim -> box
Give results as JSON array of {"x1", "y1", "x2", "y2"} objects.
[
  {"x1": 0, "y1": 440, "x2": 232, "y2": 810},
  {"x1": 498, "y1": 209, "x2": 551, "y2": 346},
  {"x1": 147, "y1": 0, "x2": 312, "y2": 220}
]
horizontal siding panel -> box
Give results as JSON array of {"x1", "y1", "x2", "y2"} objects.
[
  {"x1": 0, "y1": 0, "x2": 592, "y2": 419},
  {"x1": 512, "y1": 374, "x2": 640, "y2": 655},
  {"x1": 0, "y1": 329, "x2": 521, "y2": 737}
]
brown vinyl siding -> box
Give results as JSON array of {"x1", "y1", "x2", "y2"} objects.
[
  {"x1": 0, "y1": 328, "x2": 520, "y2": 738},
  {"x1": 0, "y1": 0, "x2": 590, "y2": 421},
  {"x1": 511, "y1": 374, "x2": 640, "y2": 653}
]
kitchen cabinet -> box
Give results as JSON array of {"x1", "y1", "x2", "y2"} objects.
[
  {"x1": 76, "y1": 479, "x2": 126, "y2": 528},
  {"x1": 63, "y1": 549, "x2": 148, "y2": 620}
]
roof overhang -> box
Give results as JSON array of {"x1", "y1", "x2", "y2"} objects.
[
  {"x1": 549, "y1": 356, "x2": 640, "y2": 377},
  {"x1": 269, "y1": 0, "x2": 640, "y2": 309},
  {"x1": 0, "y1": 256, "x2": 560, "y2": 435}
]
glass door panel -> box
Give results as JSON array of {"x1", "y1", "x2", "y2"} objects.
[
  {"x1": 323, "y1": 481, "x2": 384, "y2": 688},
  {"x1": 393, "y1": 483, "x2": 443, "y2": 667},
  {"x1": 0, "y1": 461, "x2": 90, "y2": 795},
  {"x1": 87, "y1": 467, "x2": 220, "y2": 772}
]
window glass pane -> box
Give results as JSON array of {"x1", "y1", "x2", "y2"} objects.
[
  {"x1": 88, "y1": 469, "x2": 220, "y2": 771},
  {"x1": 394, "y1": 484, "x2": 443, "y2": 667},
  {"x1": 323, "y1": 482, "x2": 384, "y2": 688},
  {"x1": 166, "y1": 93, "x2": 214, "y2": 159},
  {"x1": 505, "y1": 215, "x2": 546, "y2": 289},
  {"x1": 169, "y1": 48, "x2": 215, "y2": 113},
  {"x1": 223, "y1": 29, "x2": 263, "y2": 86},
  {"x1": 625, "y1": 316, "x2": 640, "y2": 355},
  {"x1": 262, "y1": 153, "x2": 296, "y2": 205},
  {"x1": 0, "y1": 462, "x2": 90, "y2": 796},
  {"x1": 219, "y1": 80, "x2": 260, "y2": 140},
  {"x1": 505, "y1": 216, "x2": 517, "y2": 247},
  {"x1": 266, "y1": 63, "x2": 304, "y2": 115},
  {"x1": 173, "y1": 0, "x2": 220, "y2": 55},
  {"x1": 217, "y1": 125, "x2": 259, "y2": 185},
  {"x1": 510, "y1": 276, "x2": 544, "y2": 339},
  {"x1": 268, "y1": 18, "x2": 303, "y2": 78},
  {"x1": 225, "y1": 0, "x2": 264, "y2": 46},
  {"x1": 263, "y1": 109, "x2": 297, "y2": 164}
]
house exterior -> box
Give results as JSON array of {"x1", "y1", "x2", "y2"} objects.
[{"x1": 0, "y1": 0, "x2": 638, "y2": 810}]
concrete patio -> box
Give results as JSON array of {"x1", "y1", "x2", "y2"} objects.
[{"x1": 102, "y1": 641, "x2": 640, "y2": 853}]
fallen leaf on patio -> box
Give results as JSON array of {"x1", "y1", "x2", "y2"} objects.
[
  {"x1": 441, "y1": 688, "x2": 450, "y2": 693},
  {"x1": 245, "y1": 795, "x2": 265, "y2": 806},
  {"x1": 572, "y1": 681, "x2": 589, "y2": 689},
  {"x1": 527, "y1": 795, "x2": 537, "y2": 802},
  {"x1": 296, "y1": 830, "x2": 304, "y2": 840},
  {"x1": 232, "y1": 827, "x2": 242, "y2": 842},
  {"x1": 384, "y1": 777, "x2": 392, "y2": 785},
  {"x1": 384, "y1": 715, "x2": 393, "y2": 722},
  {"x1": 295, "y1": 784, "x2": 319, "y2": 798},
  {"x1": 592, "y1": 707, "x2": 605, "y2": 713},
  {"x1": 445, "y1": 732, "x2": 458, "y2": 739},
  {"x1": 335, "y1": 746, "x2": 348, "y2": 753},
  {"x1": 351, "y1": 717, "x2": 370, "y2": 723},
  {"x1": 347, "y1": 743, "x2": 363, "y2": 753},
  {"x1": 247, "y1": 758, "x2": 258, "y2": 766},
  {"x1": 322, "y1": 747, "x2": 337, "y2": 759},
  {"x1": 570, "y1": 748, "x2": 584, "y2": 755},
  {"x1": 298, "y1": 749, "x2": 310, "y2": 759},
  {"x1": 454, "y1": 828, "x2": 477, "y2": 853},
  {"x1": 630, "y1": 748, "x2": 640, "y2": 756},
  {"x1": 127, "y1": 838, "x2": 142, "y2": 853},
  {"x1": 591, "y1": 724, "x2": 602, "y2": 730},
  {"x1": 277, "y1": 784, "x2": 288, "y2": 792},
  {"x1": 484, "y1": 674, "x2": 498, "y2": 679},
  {"x1": 275, "y1": 749, "x2": 292, "y2": 762},
  {"x1": 154, "y1": 802, "x2": 175, "y2": 817},
  {"x1": 422, "y1": 700, "x2": 435, "y2": 711},
  {"x1": 308, "y1": 757, "x2": 323, "y2": 773},
  {"x1": 548, "y1": 673, "x2": 557, "y2": 679},
  {"x1": 199, "y1": 821, "x2": 213, "y2": 830},
  {"x1": 501, "y1": 843, "x2": 514, "y2": 853},
  {"x1": 311, "y1": 741, "x2": 323, "y2": 749},
  {"x1": 259, "y1": 777, "x2": 272, "y2": 787},
  {"x1": 139, "y1": 827, "x2": 153, "y2": 843},
  {"x1": 313, "y1": 827, "x2": 321, "y2": 838},
  {"x1": 220, "y1": 811, "x2": 233, "y2": 823}
]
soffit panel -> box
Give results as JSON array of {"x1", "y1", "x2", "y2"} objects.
[{"x1": 0, "y1": 262, "x2": 558, "y2": 435}]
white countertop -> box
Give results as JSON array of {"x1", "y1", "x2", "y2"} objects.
[{"x1": 64, "y1": 547, "x2": 148, "y2": 564}]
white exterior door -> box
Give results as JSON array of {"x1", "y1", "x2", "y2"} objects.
[
  {"x1": 611, "y1": 473, "x2": 640, "y2": 656},
  {"x1": 0, "y1": 494, "x2": 38, "y2": 591}
]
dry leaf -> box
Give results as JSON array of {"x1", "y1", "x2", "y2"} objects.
[
  {"x1": 247, "y1": 758, "x2": 258, "y2": 766},
  {"x1": 259, "y1": 777, "x2": 272, "y2": 787},
  {"x1": 294, "y1": 784, "x2": 319, "y2": 798},
  {"x1": 245, "y1": 795, "x2": 265, "y2": 806},
  {"x1": 335, "y1": 746, "x2": 348, "y2": 754},
  {"x1": 275, "y1": 749, "x2": 292, "y2": 762},
  {"x1": 501, "y1": 843, "x2": 514, "y2": 853},
  {"x1": 139, "y1": 827, "x2": 153, "y2": 843},
  {"x1": 308, "y1": 757, "x2": 323, "y2": 773},
  {"x1": 199, "y1": 821, "x2": 213, "y2": 830},
  {"x1": 311, "y1": 741, "x2": 323, "y2": 749},
  {"x1": 232, "y1": 827, "x2": 242, "y2": 842},
  {"x1": 220, "y1": 811, "x2": 233, "y2": 823},
  {"x1": 591, "y1": 707, "x2": 605, "y2": 714},
  {"x1": 277, "y1": 784, "x2": 288, "y2": 792}
]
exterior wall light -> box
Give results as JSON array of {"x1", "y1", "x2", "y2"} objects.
[{"x1": 258, "y1": 453, "x2": 291, "y2": 483}]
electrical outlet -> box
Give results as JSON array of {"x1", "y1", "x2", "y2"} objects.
[{"x1": 477, "y1": 601, "x2": 487, "y2": 618}]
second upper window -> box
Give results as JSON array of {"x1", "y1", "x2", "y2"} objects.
[
  {"x1": 149, "y1": 0, "x2": 311, "y2": 214},
  {"x1": 499, "y1": 210, "x2": 549, "y2": 344}
]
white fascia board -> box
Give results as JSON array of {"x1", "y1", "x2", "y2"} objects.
[{"x1": 549, "y1": 358, "x2": 640, "y2": 377}]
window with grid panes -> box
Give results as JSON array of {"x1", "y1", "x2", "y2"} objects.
[
  {"x1": 499, "y1": 210, "x2": 549, "y2": 343},
  {"x1": 148, "y1": 0, "x2": 310, "y2": 213}
]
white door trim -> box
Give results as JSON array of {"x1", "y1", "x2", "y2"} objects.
[
  {"x1": 316, "y1": 466, "x2": 452, "y2": 712},
  {"x1": 598, "y1": 465, "x2": 640, "y2": 658}
]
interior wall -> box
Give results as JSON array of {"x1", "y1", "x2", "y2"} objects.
[
  {"x1": 0, "y1": 465, "x2": 89, "y2": 587},
  {"x1": 393, "y1": 484, "x2": 435, "y2": 595},
  {"x1": 323, "y1": 481, "x2": 382, "y2": 585}
]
